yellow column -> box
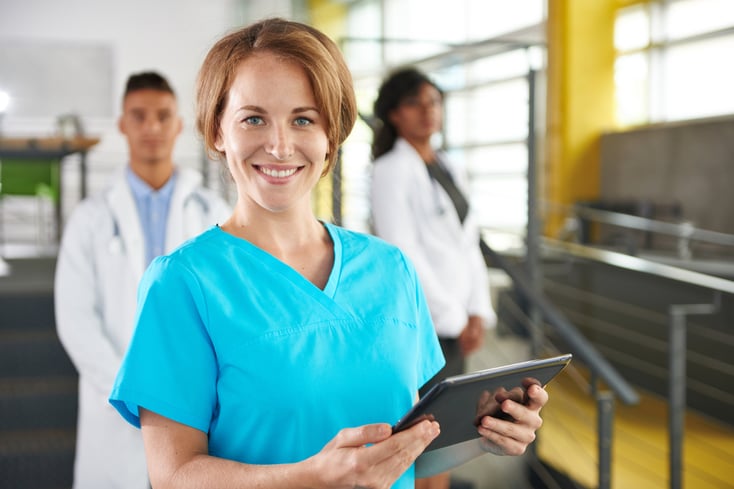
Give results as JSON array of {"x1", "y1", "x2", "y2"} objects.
[
  {"x1": 307, "y1": 0, "x2": 348, "y2": 222},
  {"x1": 545, "y1": 0, "x2": 617, "y2": 235}
]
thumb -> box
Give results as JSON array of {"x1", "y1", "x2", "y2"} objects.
[{"x1": 330, "y1": 423, "x2": 393, "y2": 449}]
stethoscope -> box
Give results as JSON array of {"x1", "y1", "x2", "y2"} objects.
[{"x1": 107, "y1": 191, "x2": 211, "y2": 255}]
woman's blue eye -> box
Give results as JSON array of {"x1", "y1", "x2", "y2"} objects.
[
  {"x1": 244, "y1": 116, "x2": 264, "y2": 125},
  {"x1": 294, "y1": 117, "x2": 312, "y2": 126}
]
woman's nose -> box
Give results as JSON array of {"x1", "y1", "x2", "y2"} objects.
[{"x1": 265, "y1": 126, "x2": 294, "y2": 160}]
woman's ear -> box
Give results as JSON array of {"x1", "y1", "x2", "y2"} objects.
[
  {"x1": 214, "y1": 130, "x2": 225, "y2": 153},
  {"x1": 387, "y1": 108, "x2": 401, "y2": 128}
]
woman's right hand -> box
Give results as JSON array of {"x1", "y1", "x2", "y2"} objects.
[
  {"x1": 140, "y1": 408, "x2": 438, "y2": 489},
  {"x1": 305, "y1": 420, "x2": 440, "y2": 489}
]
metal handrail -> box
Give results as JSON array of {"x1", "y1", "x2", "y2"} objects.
[
  {"x1": 542, "y1": 238, "x2": 734, "y2": 294},
  {"x1": 539, "y1": 236, "x2": 733, "y2": 489},
  {"x1": 480, "y1": 238, "x2": 640, "y2": 406},
  {"x1": 572, "y1": 205, "x2": 734, "y2": 248}
]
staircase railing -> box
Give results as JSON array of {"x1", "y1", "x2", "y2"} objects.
[
  {"x1": 479, "y1": 238, "x2": 639, "y2": 489},
  {"x1": 540, "y1": 233, "x2": 734, "y2": 489},
  {"x1": 569, "y1": 203, "x2": 734, "y2": 260}
]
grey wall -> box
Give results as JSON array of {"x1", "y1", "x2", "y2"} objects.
[{"x1": 600, "y1": 115, "x2": 734, "y2": 234}]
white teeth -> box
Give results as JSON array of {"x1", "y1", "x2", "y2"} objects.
[{"x1": 260, "y1": 167, "x2": 297, "y2": 178}]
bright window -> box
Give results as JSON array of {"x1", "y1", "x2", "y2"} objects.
[
  {"x1": 664, "y1": 34, "x2": 734, "y2": 120},
  {"x1": 614, "y1": 0, "x2": 734, "y2": 125},
  {"x1": 666, "y1": 0, "x2": 734, "y2": 40}
]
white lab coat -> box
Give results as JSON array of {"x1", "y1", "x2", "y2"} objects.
[
  {"x1": 54, "y1": 167, "x2": 231, "y2": 489},
  {"x1": 370, "y1": 138, "x2": 496, "y2": 338}
]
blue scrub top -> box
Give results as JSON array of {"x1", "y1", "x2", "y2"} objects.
[{"x1": 110, "y1": 222, "x2": 444, "y2": 488}]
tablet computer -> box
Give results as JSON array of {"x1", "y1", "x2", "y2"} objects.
[{"x1": 392, "y1": 353, "x2": 572, "y2": 453}]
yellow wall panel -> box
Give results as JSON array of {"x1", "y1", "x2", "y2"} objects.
[{"x1": 546, "y1": 0, "x2": 617, "y2": 235}]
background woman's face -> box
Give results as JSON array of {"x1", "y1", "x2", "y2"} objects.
[{"x1": 388, "y1": 82, "x2": 443, "y2": 143}]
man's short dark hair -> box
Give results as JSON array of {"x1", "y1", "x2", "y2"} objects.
[{"x1": 123, "y1": 71, "x2": 175, "y2": 98}]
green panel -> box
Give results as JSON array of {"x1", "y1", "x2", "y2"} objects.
[{"x1": 0, "y1": 159, "x2": 61, "y2": 202}]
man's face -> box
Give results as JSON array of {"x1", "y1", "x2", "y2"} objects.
[{"x1": 118, "y1": 89, "x2": 182, "y2": 166}]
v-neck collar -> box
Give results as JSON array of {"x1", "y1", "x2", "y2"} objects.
[{"x1": 214, "y1": 221, "x2": 342, "y2": 299}]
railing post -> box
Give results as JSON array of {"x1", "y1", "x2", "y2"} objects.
[
  {"x1": 524, "y1": 68, "x2": 542, "y2": 357},
  {"x1": 667, "y1": 293, "x2": 719, "y2": 489},
  {"x1": 668, "y1": 306, "x2": 686, "y2": 489},
  {"x1": 598, "y1": 391, "x2": 614, "y2": 489},
  {"x1": 331, "y1": 148, "x2": 343, "y2": 226}
]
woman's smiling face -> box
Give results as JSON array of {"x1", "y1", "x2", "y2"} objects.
[{"x1": 215, "y1": 52, "x2": 329, "y2": 214}]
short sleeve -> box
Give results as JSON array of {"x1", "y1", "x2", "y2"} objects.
[{"x1": 109, "y1": 255, "x2": 218, "y2": 433}]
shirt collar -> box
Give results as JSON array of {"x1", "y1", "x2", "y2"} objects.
[{"x1": 125, "y1": 165, "x2": 176, "y2": 200}]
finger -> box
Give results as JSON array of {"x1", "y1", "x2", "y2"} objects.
[
  {"x1": 477, "y1": 425, "x2": 533, "y2": 456},
  {"x1": 481, "y1": 394, "x2": 543, "y2": 431},
  {"x1": 495, "y1": 386, "x2": 523, "y2": 404},
  {"x1": 502, "y1": 396, "x2": 544, "y2": 428},
  {"x1": 329, "y1": 423, "x2": 393, "y2": 449},
  {"x1": 364, "y1": 420, "x2": 440, "y2": 473},
  {"x1": 477, "y1": 412, "x2": 538, "y2": 455},
  {"x1": 524, "y1": 383, "x2": 549, "y2": 411}
]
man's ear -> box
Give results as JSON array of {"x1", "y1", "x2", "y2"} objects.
[
  {"x1": 117, "y1": 116, "x2": 125, "y2": 135},
  {"x1": 176, "y1": 116, "x2": 183, "y2": 136}
]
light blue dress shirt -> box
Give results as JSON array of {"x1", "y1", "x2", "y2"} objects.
[{"x1": 125, "y1": 166, "x2": 177, "y2": 266}]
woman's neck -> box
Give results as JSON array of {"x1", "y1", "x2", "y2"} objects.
[
  {"x1": 223, "y1": 204, "x2": 323, "y2": 254},
  {"x1": 402, "y1": 136, "x2": 436, "y2": 163},
  {"x1": 221, "y1": 205, "x2": 333, "y2": 289}
]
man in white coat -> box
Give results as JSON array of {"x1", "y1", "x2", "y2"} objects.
[{"x1": 54, "y1": 71, "x2": 230, "y2": 489}]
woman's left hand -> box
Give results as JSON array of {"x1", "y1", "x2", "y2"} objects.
[
  {"x1": 475, "y1": 380, "x2": 548, "y2": 456},
  {"x1": 458, "y1": 316, "x2": 485, "y2": 355}
]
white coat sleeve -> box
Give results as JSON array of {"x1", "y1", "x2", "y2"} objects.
[
  {"x1": 371, "y1": 162, "x2": 467, "y2": 336},
  {"x1": 55, "y1": 205, "x2": 123, "y2": 394},
  {"x1": 466, "y1": 229, "x2": 497, "y2": 327}
]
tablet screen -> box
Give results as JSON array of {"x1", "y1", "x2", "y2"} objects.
[{"x1": 392, "y1": 353, "x2": 572, "y2": 452}]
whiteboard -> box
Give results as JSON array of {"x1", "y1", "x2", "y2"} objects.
[{"x1": 0, "y1": 40, "x2": 114, "y2": 118}]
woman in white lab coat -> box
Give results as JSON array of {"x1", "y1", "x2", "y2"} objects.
[
  {"x1": 370, "y1": 67, "x2": 497, "y2": 489},
  {"x1": 54, "y1": 72, "x2": 230, "y2": 489}
]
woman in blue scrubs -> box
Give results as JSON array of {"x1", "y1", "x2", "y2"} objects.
[{"x1": 109, "y1": 18, "x2": 548, "y2": 489}]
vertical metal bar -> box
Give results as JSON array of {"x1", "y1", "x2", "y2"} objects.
[
  {"x1": 331, "y1": 148, "x2": 343, "y2": 226},
  {"x1": 200, "y1": 149, "x2": 209, "y2": 188},
  {"x1": 80, "y1": 151, "x2": 88, "y2": 198},
  {"x1": 667, "y1": 296, "x2": 719, "y2": 489},
  {"x1": 668, "y1": 307, "x2": 686, "y2": 489},
  {"x1": 598, "y1": 391, "x2": 614, "y2": 489},
  {"x1": 525, "y1": 69, "x2": 542, "y2": 356}
]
